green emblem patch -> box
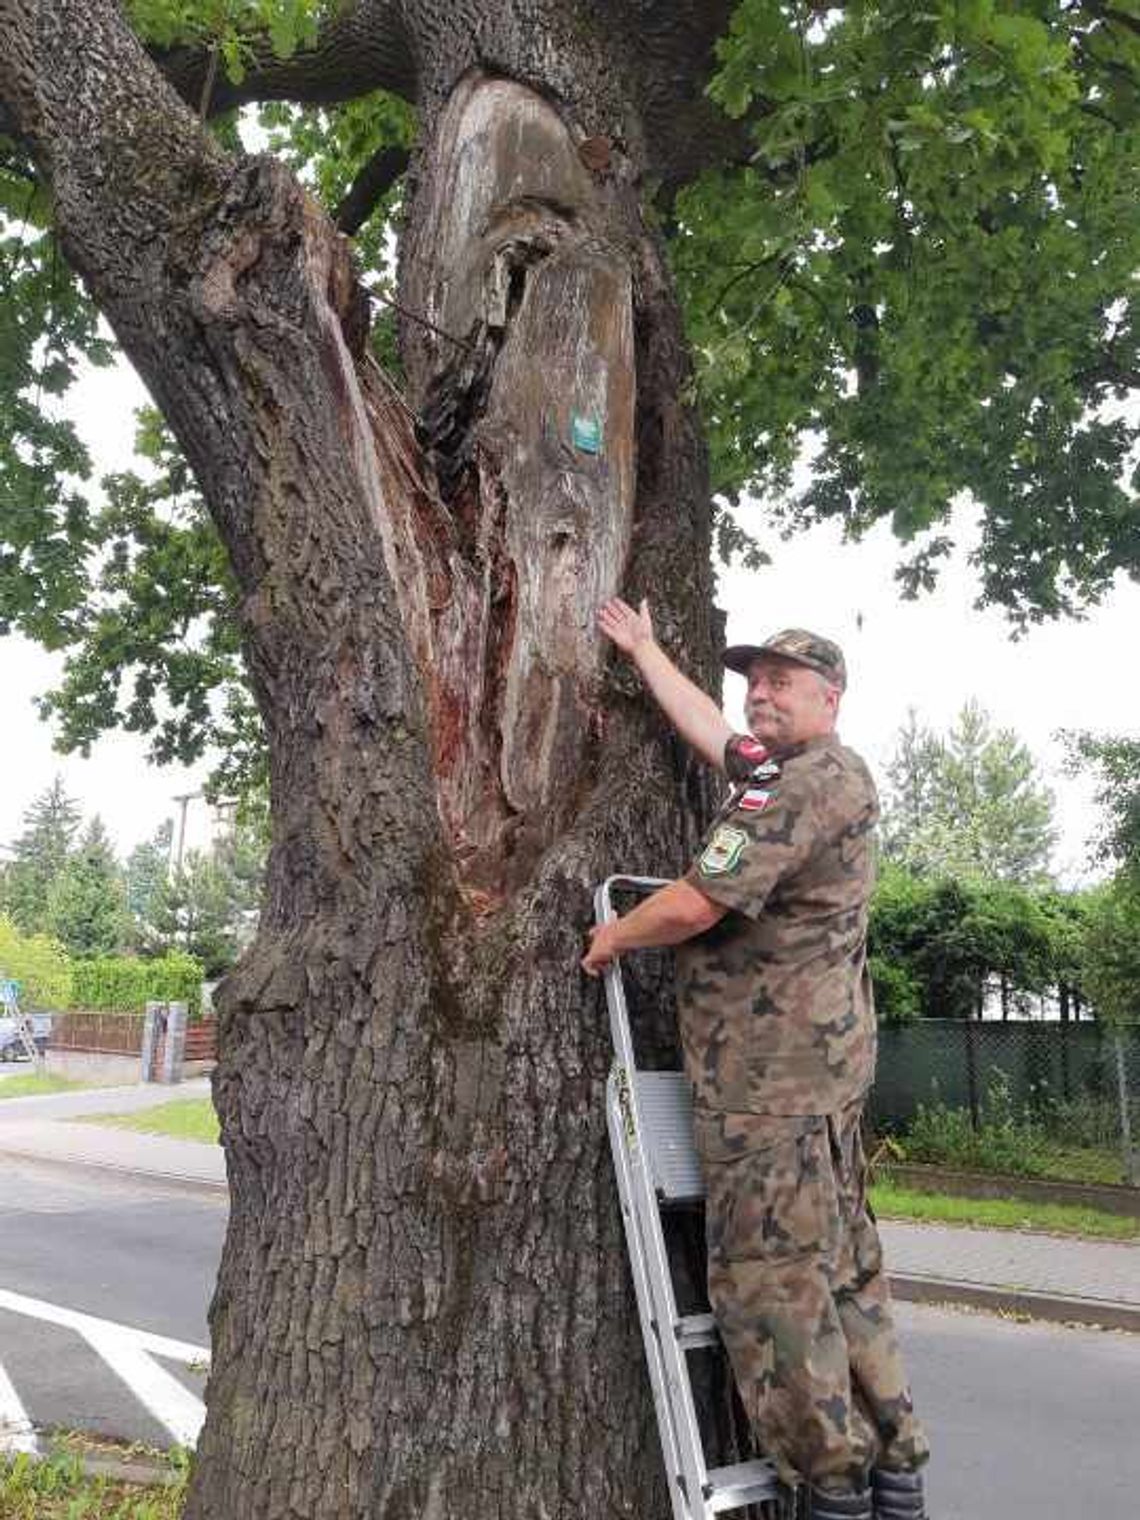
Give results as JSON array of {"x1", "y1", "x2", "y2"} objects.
[{"x1": 698, "y1": 824, "x2": 748, "y2": 877}]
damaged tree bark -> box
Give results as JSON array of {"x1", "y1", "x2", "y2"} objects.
[{"x1": 1, "y1": 3, "x2": 733, "y2": 1515}]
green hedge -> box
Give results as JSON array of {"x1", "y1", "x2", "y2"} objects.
[{"x1": 70, "y1": 952, "x2": 203, "y2": 1017}]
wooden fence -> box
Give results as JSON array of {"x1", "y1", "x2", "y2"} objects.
[
  {"x1": 51, "y1": 1011, "x2": 147, "y2": 1055},
  {"x1": 50, "y1": 1011, "x2": 217, "y2": 1064}
]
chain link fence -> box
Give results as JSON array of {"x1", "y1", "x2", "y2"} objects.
[{"x1": 870, "y1": 1019, "x2": 1140, "y2": 1186}]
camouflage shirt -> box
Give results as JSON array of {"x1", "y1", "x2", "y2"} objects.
[{"x1": 676, "y1": 732, "x2": 878, "y2": 1117}]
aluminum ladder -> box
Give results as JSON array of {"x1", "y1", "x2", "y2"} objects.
[
  {"x1": 594, "y1": 875, "x2": 778, "y2": 1520},
  {"x1": 0, "y1": 978, "x2": 43, "y2": 1067}
]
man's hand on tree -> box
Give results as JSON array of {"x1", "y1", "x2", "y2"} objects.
[
  {"x1": 597, "y1": 597, "x2": 654, "y2": 657},
  {"x1": 581, "y1": 922, "x2": 621, "y2": 977}
]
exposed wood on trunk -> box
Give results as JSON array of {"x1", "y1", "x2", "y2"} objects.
[{"x1": 386, "y1": 76, "x2": 637, "y2": 897}]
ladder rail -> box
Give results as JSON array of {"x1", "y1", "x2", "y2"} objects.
[
  {"x1": 593, "y1": 874, "x2": 669, "y2": 1073},
  {"x1": 594, "y1": 875, "x2": 779, "y2": 1518},
  {"x1": 606, "y1": 1077, "x2": 690, "y2": 1520},
  {"x1": 595, "y1": 876, "x2": 712, "y2": 1514}
]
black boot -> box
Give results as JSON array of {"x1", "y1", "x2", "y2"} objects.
[
  {"x1": 804, "y1": 1485, "x2": 873, "y2": 1520},
  {"x1": 872, "y1": 1467, "x2": 928, "y2": 1519}
]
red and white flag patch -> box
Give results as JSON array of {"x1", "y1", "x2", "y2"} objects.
[{"x1": 738, "y1": 787, "x2": 773, "y2": 812}]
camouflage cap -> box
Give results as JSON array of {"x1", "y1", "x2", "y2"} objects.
[{"x1": 723, "y1": 628, "x2": 847, "y2": 690}]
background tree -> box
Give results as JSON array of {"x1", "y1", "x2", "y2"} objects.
[
  {"x1": 1064, "y1": 730, "x2": 1140, "y2": 882},
  {"x1": 1081, "y1": 877, "x2": 1140, "y2": 1025},
  {"x1": 881, "y1": 701, "x2": 1057, "y2": 883},
  {"x1": 123, "y1": 818, "x2": 174, "y2": 951},
  {"x1": 148, "y1": 816, "x2": 265, "y2": 976},
  {"x1": 0, "y1": 776, "x2": 81, "y2": 933},
  {"x1": 43, "y1": 815, "x2": 126, "y2": 957},
  {"x1": 1060, "y1": 729, "x2": 1140, "y2": 1024},
  {"x1": 0, "y1": 915, "x2": 72, "y2": 1008},
  {"x1": 870, "y1": 865, "x2": 1061, "y2": 1022},
  {"x1": 1, "y1": 4, "x2": 1137, "y2": 1517}
]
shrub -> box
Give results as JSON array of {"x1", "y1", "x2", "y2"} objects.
[
  {"x1": 0, "y1": 915, "x2": 73, "y2": 1009},
  {"x1": 900, "y1": 1071, "x2": 1052, "y2": 1177},
  {"x1": 70, "y1": 951, "x2": 203, "y2": 1016}
]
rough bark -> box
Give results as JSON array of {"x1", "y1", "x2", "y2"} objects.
[
  {"x1": 152, "y1": 0, "x2": 756, "y2": 201},
  {"x1": 1, "y1": 3, "x2": 733, "y2": 1516}
]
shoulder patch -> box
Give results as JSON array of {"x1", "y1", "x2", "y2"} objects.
[
  {"x1": 737, "y1": 787, "x2": 773, "y2": 812},
  {"x1": 698, "y1": 824, "x2": 749, "y2": 877}
]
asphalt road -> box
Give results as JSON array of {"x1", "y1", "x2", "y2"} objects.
[
  {"x1": 898, "y1": 1300, "x2": 1140, "y2": 1519},
  {"x1": 1, "y1": 1153, "x2": 1138, "y2": 1516},
  {"x1": 0, "y1": 1155, "x2": 224, "y2": 1449}
]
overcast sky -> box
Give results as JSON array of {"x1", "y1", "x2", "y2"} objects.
[{"x1": 2, "y1": 353, "x2": 1136, "y2": 884}]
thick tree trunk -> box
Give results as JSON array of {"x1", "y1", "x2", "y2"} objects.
[
  {"x1": 2, "y1": 4, "x2": 730, "y2": 1516},
  {"x1": 189, "y1": 76, "x2": 722, "y2": 1520}
]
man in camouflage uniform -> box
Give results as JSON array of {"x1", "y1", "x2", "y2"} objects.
[{"x1": 583, "y1": 599, "x2": 930, "y2": 1520}]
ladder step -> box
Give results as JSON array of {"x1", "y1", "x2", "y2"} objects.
[
  {"x1": 676, "y1": 1312, "x2": 718, "y2": 1350},
  {"x1": 634, "y1": 1071, "x2": 707, "y2": 1202},
  {"x1": 704, "y1": 1459, "x2": 780, "y2": 1513}
]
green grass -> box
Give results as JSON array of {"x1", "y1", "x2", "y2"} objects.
[
  {"x1": 871, "y1": 1181, "x2": 1140, "y2": 1240},
  {"x1": 0, "y1": 1449, "x2": 186, "y2": 1518},
  {"x1": 0, "y1": 1071, "x2": 92, "y2": 1100},
  {"x1": 83, "y1": 1097, "x2": 219, "y2": 1144},
  {"x1": 1031, "y1": 1144, "x2": 1125, "y2": 1186}
]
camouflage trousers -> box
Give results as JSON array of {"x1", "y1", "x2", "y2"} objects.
[{"x1": 695, "y1": 1096, "x2": 929, "y2": 1492}]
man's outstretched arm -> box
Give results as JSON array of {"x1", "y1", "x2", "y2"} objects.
[
  {"x1": 598, "y1": 598, "x2": 732, "y2": 770},
  {"x1": 581, "y1": 878, "x2": 727, "y2": 977}
]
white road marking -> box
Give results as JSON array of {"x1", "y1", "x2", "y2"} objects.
[
  {"x1": 0, "y1": 1288, "x2": 207, "y2": 1362},
  {"x1": 0, "y1": 1287, "x2": 208, "y2": 1448},
  {"x1": 82, "y1": 1328, "x2": 205, "y2": 1447},
  {"x1": 0, "y1": 1359, "x2": 37, "y2": 1455}
]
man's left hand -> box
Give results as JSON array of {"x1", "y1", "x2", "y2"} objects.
[{"x1": 582, "y1": 922, "x2": 621, "y2": 977}]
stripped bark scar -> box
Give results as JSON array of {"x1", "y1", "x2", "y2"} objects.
[{"x1": 370, "y1": 75, "x2": 637, "y2": 901}]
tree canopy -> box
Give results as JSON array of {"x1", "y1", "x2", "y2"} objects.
[{"x1": 1, "y1": 0, "x2": 1137, "y2": 794}]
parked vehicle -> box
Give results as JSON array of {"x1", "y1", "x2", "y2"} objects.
[{"x1": 0, "y1": 1012, "x2": 53, "y2": 1061}]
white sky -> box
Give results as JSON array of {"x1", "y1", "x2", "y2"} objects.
[{"x1": 1, "y1": 354, "x2": 1137, "y2": 884}]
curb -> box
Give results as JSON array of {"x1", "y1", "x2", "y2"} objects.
[
  {"x1": 889, "y1": 1272, "x2": 1140, "y2": 1334},
  {"x1": 0, "y1": 1142, "x2": 227, "y2": 1200}
]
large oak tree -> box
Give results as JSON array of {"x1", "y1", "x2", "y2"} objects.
[{"x1": 1, "y1": 3, "x2": 1136, "y2": 1516}]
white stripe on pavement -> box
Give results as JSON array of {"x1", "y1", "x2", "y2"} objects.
[
  {"x1": 0, "y1": 1287, "x2": 208, "y2": 1363},
  {"x1": 0, "y1": 1359, "x2": 38, "y2": 1455},
  {"x1": 81, "y1": 1327, "x2": 205, "y2": 1448},
  {"x1": 0, "y1": 1287, "x2": 208, "y2": 1449}
]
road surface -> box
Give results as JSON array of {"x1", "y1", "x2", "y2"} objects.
[{"x1": 1, "y1": 1149, "x2": 1138, "y2": 1517}]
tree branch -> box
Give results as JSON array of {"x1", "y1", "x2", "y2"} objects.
[
  {"x1": 335, "y1": 142, "x2": 410, "y2": 233},
  {"x1": 153, "y1": 0, "x2": 416, "y2": 118},
  {"x1": 591, "y1": 0, "x2": 763, "y2": 195}
]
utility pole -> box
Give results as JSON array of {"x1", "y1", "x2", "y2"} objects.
[{"x1": 171, "y1": 792, "x2": 201, "y2": 876}]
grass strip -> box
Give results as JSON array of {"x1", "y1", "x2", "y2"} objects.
[
  {"x1": 82, "y1": 1097, "x2": 219, "y2": 1144},
  {"x1": 871, "y1": 1180, "x2": 1140, "y2": 1241},
  {"x1": 0, "y1": 1072, "x2": 92, "y2": 1101},
  {"x1": 0, "y1": 1449, "x2": 186, "y2": 1518}
]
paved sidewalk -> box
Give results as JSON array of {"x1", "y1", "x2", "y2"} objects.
[
  {"x1": 0, "y1": 1077, "x2": 224, "y2": 1191},
  {"x1": 0, "y1": 1075, "x2": 212, "y2": 1122},
  {"x1": 1, "y1": 1078, "x2": 1137, "y2": 1330},
  {"x1": 881, "y1": 1218, "x2": 1140, "y2": 1332}
]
